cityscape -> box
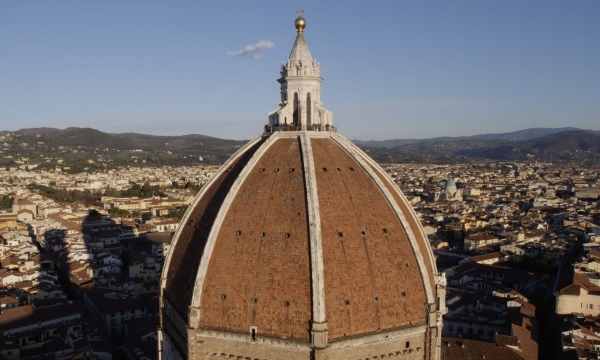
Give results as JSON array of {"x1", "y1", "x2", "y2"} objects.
[
  {"x1": 2, "y1": 2, "x2": 600, "y2": 360},
  {"x1": 2, "y1": 135, "x2": 600, "y2": 359}
]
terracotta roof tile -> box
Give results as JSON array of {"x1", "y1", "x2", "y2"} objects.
[
  {"x1": 312, "y1": 138, "x2": 427, "y2": 339},
  {"x1": 200, "y1": 137, "x2": 311, "y2": 341},
  {"x1": 441, "y1": 337, "x2": 525, "y2": 360},
  {"x1": 163, "y1": 134, "x2": 438, "y2": 343},
  {"x1": 164, "y1": 139, "x2": 265, "y2": 318}
]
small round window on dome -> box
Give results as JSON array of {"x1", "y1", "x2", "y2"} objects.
[
  {"x1": 221, "y1": 294, "x2": 227, "y2": 300},
  {"x1": 345, "y1": 300, "x2": 350, "y2": 306},
  {"x1": 284, "y1": 301, "x2": 290, "y2": 307},
  {"x1": 336, "y1": 167, "x2": 341, "y2": 172},
  {"x1": 374, "y1": 296, "x2": 379, "y2": 302},
  {"x1": 322, "y1": 167, "x2": 328, "y2": 172},
  {"x1": 338, "y1": 232, "x2": 344, "y2": 238}
]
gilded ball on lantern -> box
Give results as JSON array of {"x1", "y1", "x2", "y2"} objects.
[{"x1": 295, "y1": 17, "x2": 306, "y2": 32}]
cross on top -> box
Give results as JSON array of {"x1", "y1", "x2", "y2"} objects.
[{"x1": 296, "y1": 7, "x2": 304, "y2": 17}]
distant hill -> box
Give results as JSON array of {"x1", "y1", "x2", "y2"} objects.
[
  {"x1": 0, "y1": 127, "x2": 248, "y2": 172},
  {"x1": 459, "y1": 130, "x2": 600, "y2": 161},
  {"x1": 2, "y1": 127, "x2": 599, "y2": 171},
  {"x1": 361, "y1": 130, "x2": 600, "y2": 163},
  {"x1": 352, "y1": 127, "x2": 588, "y2": 148},
  {"x1": 18, "y1": 127, "x2": 62, "y2": 135}
]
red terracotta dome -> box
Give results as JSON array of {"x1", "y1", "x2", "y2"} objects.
[{"x1": 160, "y1": 132, "x2": 444, "y2": 360}]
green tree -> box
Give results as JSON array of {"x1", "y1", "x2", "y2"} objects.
[
  {"x1": 167, "y1": 205, "x2": 189, "y2": 219},
  {"x1": 1, "y1": 195, "x2": 13, "y2": 210},
  {"x1": 109, "y1": 207, "x2": 129, "y2": 215},
  {"x1": 540, "y1": 252, "x2": 555, "y2": 267},
  {"x1": 511, "y1": 255, "x2": 524, "y2": 263}
]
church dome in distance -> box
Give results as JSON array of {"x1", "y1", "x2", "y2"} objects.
[
  {"x1": 445, "y1": 178, "x2": 456, "y2": 187},
  {"x1": 159, "y1": 10, "x2": 445, "y2": 360}
]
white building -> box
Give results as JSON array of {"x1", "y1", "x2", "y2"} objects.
[{"x1": 556, "y1": 272, "x2": 600, "y2": 316}]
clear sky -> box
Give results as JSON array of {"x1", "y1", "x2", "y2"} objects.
[{"x1": 1, "y1": 1, "x2": 599, "y2": 140}]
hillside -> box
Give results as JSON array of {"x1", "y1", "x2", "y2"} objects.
[
  {"x1": 352, "y1": 127, "x2": 588, "y2": 148},
  {"x1": 0, "y1": 127, "x2": 248, "y2": 172},
  {"x1": 460, "y1": 130, "x2": 600, "y2": 161},
  {"x1": 361, "y1": 130, "x2": 600, "y2": 163},
  {"x1": 2, "y1": 127, "x2": 599, "y2": 172}
]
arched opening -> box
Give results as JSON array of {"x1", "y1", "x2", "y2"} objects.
[
  {"x1": 306, "y1": 93, "x2": 312, "y2": 128},
  {"x1": 293, "y1": 93, "x2": 299, "y2": 125}
]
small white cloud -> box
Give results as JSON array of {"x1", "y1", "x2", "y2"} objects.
[{"x1": 227, "y1": 39, "x2": 275, "y2": 59}]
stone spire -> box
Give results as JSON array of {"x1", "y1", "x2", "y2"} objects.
[
  {"x1": 282, "y1": 10, "x2": 319, "y2": 80},
  {"x1": 267, "y1": 10, "x2": 333, "y2": 131},
  {"x1": 288, "y1": 32, "x2": 314, "y2": 69}
]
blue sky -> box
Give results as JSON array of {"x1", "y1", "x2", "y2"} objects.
[{"x1": 1, "y1": 1, "x2": 599, "y2": 140}]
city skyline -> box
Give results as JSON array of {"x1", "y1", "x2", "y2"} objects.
[{"x1": 1, "y1": 1, "x2": 599, "y2": 140}]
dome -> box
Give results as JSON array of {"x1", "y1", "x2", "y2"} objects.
[
  {"x1": 160, "y1": 133, "x2": 443, "y2": 359},
  {"x1": 159, "y1": 11, "x2": 444, "y2": 360},
  {"x1": 445, "y1": 178, "x2": 456, "y2": 187}
]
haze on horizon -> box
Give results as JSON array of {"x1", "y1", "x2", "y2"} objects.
[{"x1": 1, "y1": 1, "x2": 599, "y2": 141}]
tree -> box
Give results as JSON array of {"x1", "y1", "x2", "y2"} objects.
[
  {"x1": 141, "y1": 212, "x2": 152, "y2": 222},
  {"x1": 540, "y1": 252, "x2": 555, "y2": 267},
  {"x1": 1, "y1": 195, "x2": 13, "y2": 210},
  {"x1": 109, "y1": 207, "x2": 129, "y2": 215},
  {"x1": 142, "y1": 181, "x2": 153, "y2": 195},
  {"x1": 511, "y1": 255, "x2": 524, "y2": 263},
  {"x1": 167, "y1": 205, "x2": 189, "y2": 219}
]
